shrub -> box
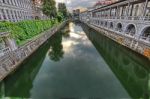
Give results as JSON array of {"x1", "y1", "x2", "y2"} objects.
[{"x1": 0, "y1": 19, "x2": 60, "y2": 45}]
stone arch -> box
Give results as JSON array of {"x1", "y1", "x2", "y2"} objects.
[
  {"x1": 140, "y1": 26, "x2": 150, "y2": 42},
  {"x1": 101, "y1": 21, "x2": 104, "y2": 26},
  {"x1": 116, "y1": 23, "x2": 123, "y2": 32},
  {"x1": 110, "y1": 22, "x2": 114, "y2": 29},
  {"x1": 104, "y1": 21, "x2": 107, "y2": 27},
  {"x1": 98, "y1": 20, "x2": 100, "y2": 25},
  {"x1": 125, "y1": 24, "x2": 136, "y2": 36}
]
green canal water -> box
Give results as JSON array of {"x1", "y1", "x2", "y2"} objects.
[{"x1": 0, "y1": 22, "x2": 150, "y2": 99}]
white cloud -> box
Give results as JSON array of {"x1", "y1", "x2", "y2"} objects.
[{"x1": 55, "y1": 0, "x2": 99, "y2": 12}]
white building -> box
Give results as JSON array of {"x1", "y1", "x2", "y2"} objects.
[{"x1": 0, "y1": 0, "x2": 33, "y2": 22}]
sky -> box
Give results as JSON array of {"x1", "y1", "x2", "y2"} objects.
[{"x1": 55, "y1": 0, "x2": 99, "y2": 12}]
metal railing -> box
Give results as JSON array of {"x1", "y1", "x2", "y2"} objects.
[
  {"x1": 140, "y1": 36, "x2": 150, "y2": 42},
  {"x1": 0, "y1": 47, "x2": 10, "y2": 57}
]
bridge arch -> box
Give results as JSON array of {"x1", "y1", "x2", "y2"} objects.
[
  {"x1": 105, "y1": 21, "x2": 107, "y2": 27},
  {"x1": 125, "y1": 24, "x2": 136, "y2": 36},
  {"x1": 110, "y1": 22, "x2": 114, "y2": 29},
  {"x1": 101, "y1": 21, "x2": 104, "y2": 26},
  {"x1": 116, "y1": 23, "x2": 123, "y2": 32},
  {"x1": 140, "y1": 26, "x2": 150, "y2": 41}
]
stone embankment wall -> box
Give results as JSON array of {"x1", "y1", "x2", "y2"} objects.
[
  {"x1": 0, "y1": 21, "x2": 67, "y2": 81},
  {"x1": 83, "y1": 22, "x2": 150, "y2": 60}
]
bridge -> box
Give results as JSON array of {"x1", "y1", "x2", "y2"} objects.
[{"x1": 79, "y1": 0, "x2": 150, "y2": 59}]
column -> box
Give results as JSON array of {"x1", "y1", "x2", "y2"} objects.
[
  {"x1": 14, "y1": 10, "x2": 18, "y2": 22},
  {"x1": 0, "y1": 0, "x2": 2, "y2": 3},
  {"x1": 3, "y1": 9, "x2": 9, "y2": 21},
  {"x1": 12, "y1": 10, "x2": 16, "y2": 22},
  {"x1": 125, "y1": 1, "x2": 130, "y2": 19},
  {"x1": 0, "y1": 9, "x2": 4, "y2": 20},
  {"x1": 129, "y1": 4, "x2": 134, "y2": 16},
  {"x1": 143, "y1": 0, "x2": 148, "y2": 18},
  {"x1": 8, "y1": 10, "x2": 13, "y2": 22}
]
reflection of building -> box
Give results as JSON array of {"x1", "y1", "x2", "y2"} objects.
[
  {"x1": 84, "y1": 26, "x2": 150, "y2": 98},
  {"x1": 0, "y1": 0, "x2": 33, "y2": 22}
]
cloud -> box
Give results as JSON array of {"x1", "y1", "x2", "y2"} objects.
[{"x1": 55, "y1": 0, "x2": 99, "y2": 12}]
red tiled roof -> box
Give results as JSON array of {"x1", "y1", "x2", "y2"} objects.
[{"x1": 94, "y1": 0, "x2": 112, "y2": 6}]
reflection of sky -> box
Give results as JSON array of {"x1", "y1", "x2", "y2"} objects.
[{"x1": 30, "y1": 23, "x2": 130, "y2": 99}]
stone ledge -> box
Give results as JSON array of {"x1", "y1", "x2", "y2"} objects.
[
  {"x1": 0, "y1": 21, "x2": 67, "y2": 81},
  {"x1": 83, "y1": 22, "x2": 150, "y2": 60}
]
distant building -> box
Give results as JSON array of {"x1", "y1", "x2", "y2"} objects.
[
  {"x1": 73, "y1": 9, "x2": 80, "y2": 16},
  {"x1": 94, "y1": 0, "x2": 119, "y2": 9},
  {"x1": 73, "y1": 9, "x2": 80, "y2": 20}
]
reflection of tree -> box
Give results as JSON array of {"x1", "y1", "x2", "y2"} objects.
[
  {"x1": 48, "y1": 32, "x2": 64, "y2": 61},
  {"x1": 62, "y1": 23, "x2": 70, "y2": 37}
]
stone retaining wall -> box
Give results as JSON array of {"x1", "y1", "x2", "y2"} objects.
[
  {"x1": 83, "y1": 22, "x2": 150, "y2": 60},
  {"x1": 0, "y1": 21, "x2": 67, "y2": 81}
]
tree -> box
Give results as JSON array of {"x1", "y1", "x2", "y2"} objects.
[
  {"x1": 57, "y1": 12, "x2": 64, "y2": 22},
  {"x1": 58, "y1": 3, "x2": 68, "y2": 18},
  {"x1": 42, "y1": 0, "x2": 57, "y2": 18}
]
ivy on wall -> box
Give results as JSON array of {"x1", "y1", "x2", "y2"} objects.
[{"x1": 0, "y1": 19, "x2": 59, "y2": 45}]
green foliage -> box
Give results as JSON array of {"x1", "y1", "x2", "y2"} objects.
[
  {"x1": 0, "y1": 19, "x2": 60, "y2": 45},
  {"x1": 42, "y1": 0, "x2": 57, "y2": 18},
  {"x1": 58, "y1": 3, "x2": 68, "y2": 18},
  {"x1": 57, "y1": 12, "x2": 64, "y2": 22}
]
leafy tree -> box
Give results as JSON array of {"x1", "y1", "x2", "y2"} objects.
[
  {"x1": 42, "y1": 0, "x2": 57, "y2": 18},
  {"x1": 57, "y1": 12, "x2": 64, "y2": 22},
  {"x1": 58, "y1": 3, "x2": 68, "y2": 18}
]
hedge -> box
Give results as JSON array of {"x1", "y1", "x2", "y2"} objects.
[{"x1": 0, "y1": 19, "x2": 59, "y2": 45}]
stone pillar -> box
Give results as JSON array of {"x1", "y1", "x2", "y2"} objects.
[
  {"x1": 109, "y1": 8, "x2": 112, "y2": 18},
  {"x1": 3, "y1": 9, "x2": 9, "y2": 21},
  {"x1": 0, "y1": 9, "x2": 4, "y2": 20},
  {"x1": 8, "y1": 10, "x2": 13, "y2": 22},
  {"x1": 3, "y1": 37, "x2": 17, "y2": 51},
  {"x1": 143, "y1": 0, "x2": 148, "y2": 17},
  {"x1": 129, "y1": 4, "x2": 134, "y2": 16},
  {"x1": 12, "y1": 10, "x2": 16, "y2": 22},
  {"x1": 125, "y1": 1, "x2": 130, "y2": 19}
]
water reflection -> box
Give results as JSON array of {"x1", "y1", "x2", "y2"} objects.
[
  {"x1": 30, "y1": 23, "x2": 130, "y2": 99},
  {"x1": 0, "y1": 39, "x2": 52, "y2": 98},
  {"x1": 0, "y1": 22, "x2": 149, "y2": 99},
  {"x1": 82, "y1": 24, "x2": 150, "y2": 99},
  {"x1": 48, "y1": 32, "x2": 64, "y2": 62}
]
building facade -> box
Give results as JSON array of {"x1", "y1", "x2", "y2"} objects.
[
  {"x1": 0, "y1": 0, "x2": 33, "y2": 22},
  {"x1": 80, "y1": 0, "x2": 150, "y2": 43},
  {"x1": 80, "y1": 0, "x2": 150, "y2": 58}
]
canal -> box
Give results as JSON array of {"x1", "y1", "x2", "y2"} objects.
[{"x1": 0, "y1": 22, "x2": 150, "y2": 99}]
